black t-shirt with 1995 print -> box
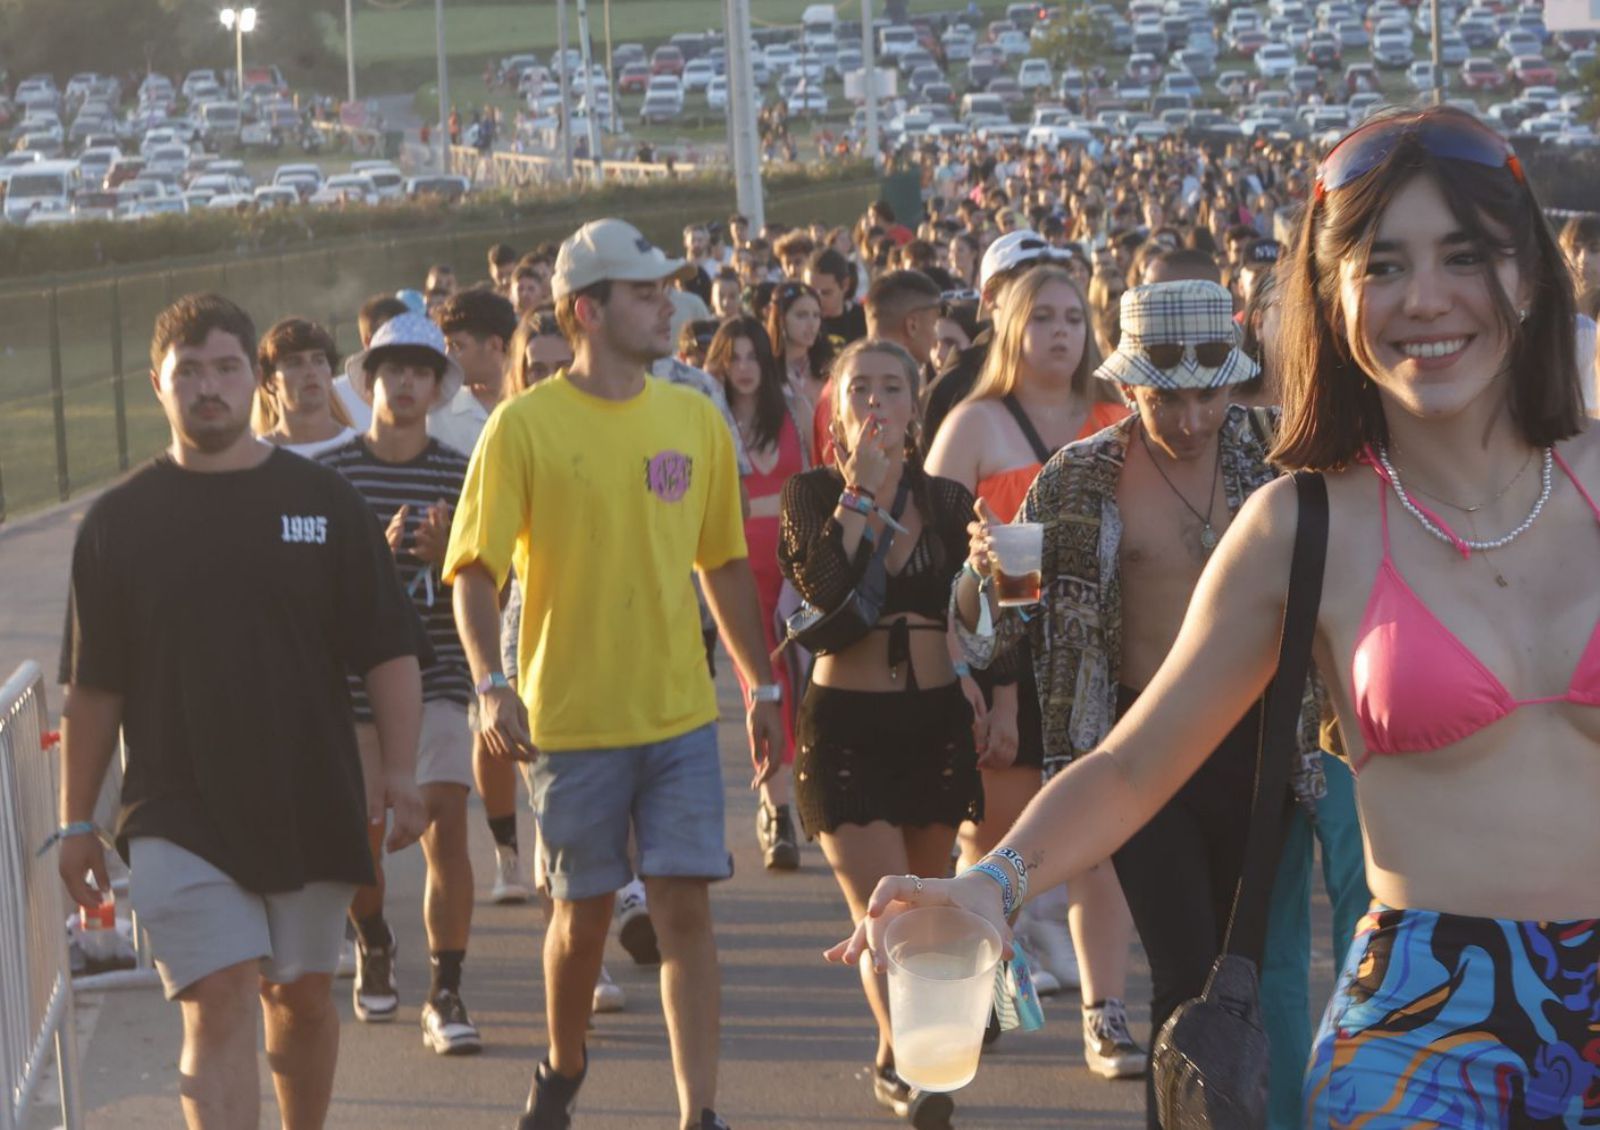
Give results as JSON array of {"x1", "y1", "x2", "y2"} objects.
[{"x1": 59, "y1": 448, "x2": 418, "y2": 893}]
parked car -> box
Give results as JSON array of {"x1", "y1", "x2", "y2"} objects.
[
  {"x1": 1304, "y1": 30, "x2": 1341, "y2": 65},
  {"x1": 618, "y1": 62, "x2": 650, "y2": 94},
  {"x1": 1509, "y1": 54, "x2": 1558, "y2": 86},
  {"x1": 706, "y1": 75, "x2": 729, "y2": 109},
  {"x1": 682, "y1": 59, "x2": 716, "y2": 92},
  {"x1": 1018, "y1": 58, "x2": 1054, "y2": 90},
  {"x1": 1406, "y1": 60, "x2": 1446, "y2": 92},
  {"x1": 639, "y1": 92, "x2": 682, "y2": 123},
  {"x1": 1460, "y1": 56, "x2": 1508, "y2": 89},
  {"x1": 1255, "y1": 42, "x2": 1296, "y2": 77},
  {"x1": 1343, "y1": 61, "x2": 1381, "y2": 93},
  {"x1": 404, "y1": 174, "x2": 469, "y2": 202},
  {"x1": 650, "y1": 45, "x2": 685, "y2": 76},
  {"x1": 786, "y1": 83, "x2": 829, "y2": 116}
]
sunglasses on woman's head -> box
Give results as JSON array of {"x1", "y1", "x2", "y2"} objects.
[
  {"x1": 1315, "y1": 108, "x2": 1523, "y2": 203},
  {"x1": 1141, "y1": 341, "x2": 1234, "y2": 370}
]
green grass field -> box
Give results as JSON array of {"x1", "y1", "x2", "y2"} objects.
[{"x1": 339, "y1": 0, "x2": 1008, "y2": 65}]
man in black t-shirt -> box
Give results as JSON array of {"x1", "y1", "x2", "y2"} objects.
[{"x1": 56, "y1": 294, "x2": 426, "y2": 1130}]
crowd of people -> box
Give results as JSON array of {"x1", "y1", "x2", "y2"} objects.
[{"x1": 50, "y1": 107, "x2": 1600, "y2": 1130}]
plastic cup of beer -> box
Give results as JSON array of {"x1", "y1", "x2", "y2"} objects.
[
  {"x1": 988, "y1": 522, "x2": 1044, "y2": 607},
  {"x1": 884, "y1": 905, "x2": 1004, "y2": 1093}
]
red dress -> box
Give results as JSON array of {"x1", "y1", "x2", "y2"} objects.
[{"x1": 740, "y1": 413, "x2": 805, "y2": 764}]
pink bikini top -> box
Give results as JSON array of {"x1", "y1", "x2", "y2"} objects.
[{"x1": 1351, "y1": 450, "x2": 1600, "y2": 768}]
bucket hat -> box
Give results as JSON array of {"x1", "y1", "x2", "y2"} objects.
[
  {"x1": 1094, "y1": 280, "x2": 1259, "y2": 390},
  {"x1": 343, "y1": 311, "x2": 465, "y2": 409}
]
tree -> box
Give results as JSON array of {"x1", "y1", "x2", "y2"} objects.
[{"x1": 1029, "y1": 1, "x2": 1113, "y2": 81}]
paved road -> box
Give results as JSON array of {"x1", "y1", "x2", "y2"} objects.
[{"x1": 5, "y1": 491, "x2": 1335, "y2": 1129}]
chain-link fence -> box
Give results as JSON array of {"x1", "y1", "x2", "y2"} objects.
[{"x1": 0, "y1": 176, "x2": 876, "y2": 522}]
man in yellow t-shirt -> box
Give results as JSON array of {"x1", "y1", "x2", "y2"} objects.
[{"x1": 444, "y1": 218, "x2": 783, "y2": 1130}]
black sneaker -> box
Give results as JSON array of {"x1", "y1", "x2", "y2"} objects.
[
  {"x1": 757, "y1": 801, "x2": 800, "y2": 871},
  {"x1": 352, "y1": 926, "x2": 398, "y2": 1023},
  {"x1": 872, "y1": 1065, "x2": 954, "y2": 1129},
  {"x1": 420, "y1": 988, "x2": 483, "y2": 1056},
  {"x1": 518, "y1": 1053, "x2": 586, "y2": 1130},
  {"x1": 696, "y1": 1109, "x2": 731, "y2": 1130}
]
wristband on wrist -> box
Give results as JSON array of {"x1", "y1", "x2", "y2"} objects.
[
  {"x1": 847, "y1": 483, "x2": 877, "y2": 502},
  {"x1": 962, "y1": 559, "x2": 989, "y2": 587},
  {"x1": 838, "y1": 490, "x2": 874, "y2": 517},
  {"x1": 37, "y1": 820, "x2": 100, "y2": 858},
  {"x1": 985, "y1": 847, "x2": 1030, "y2": 906},
  {"x1": 747, "y1": 683, "x2": 783, "y2": 705},
  {"x1": 475, "y1": 671, "x2": 511, "y2": 695},
  {"x1": 953, "y1": 660, "x2": 972, "y2": 678},
  {"x1": 964, "y1": 860, "x2": 1016, "y2": 918}
]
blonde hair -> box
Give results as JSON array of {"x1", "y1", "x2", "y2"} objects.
[
  {"x1": 968, "y1": 265, "x2": 1111, "y2": 403},
  {"x1": 827, "y1": 337, "x2": 924, "y2": 459}
]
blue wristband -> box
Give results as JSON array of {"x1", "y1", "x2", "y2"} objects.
[
  {"x1": 953, "y1": 660, "x2": 972, "y2": 678},
  {"x1": 965, "y1": 860, "x2": 1015, "y2": 918},
  {"x1": 37, "y1": 820, "x2": 99, "y2": 858}
]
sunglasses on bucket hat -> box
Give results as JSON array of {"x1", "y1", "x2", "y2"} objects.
[
  {"x1": 1314, "y1": 108, "x2": 1524, "y2": 203},
  {"x1": 1140, "y1": 341, "x2": 1235, "y2": 370}
]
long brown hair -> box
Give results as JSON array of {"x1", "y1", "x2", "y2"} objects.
[
  {"x1": 766, "y1": 280, "x2": 834, "y2": 379},
  {"x1": 705, "y1": 315, "x2": 788, "y2": 453},
  {"x1": 1272, "y1": 122, "x2": 1582, "y2": 471}
]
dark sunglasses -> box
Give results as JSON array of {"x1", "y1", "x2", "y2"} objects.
[
  {"x1": 1315, "y1": 108, "x2": 1523, "y2": 203},
  {"x1": 1141, "y1": 341, "x2": 1234, "y2": 370}
]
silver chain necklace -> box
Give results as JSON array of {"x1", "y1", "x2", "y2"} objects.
[
  {"x1": 1376, "y1": 445, "x2": 1554, "y2": 553},
  {"x1": 1139, "y1": 426, "x2": 1223, "y2": 553}
]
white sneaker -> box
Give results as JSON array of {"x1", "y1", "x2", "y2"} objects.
[
  {"x1": 1026, "y1": 949, "x2": 1062, "y2": 997},
  {"x1": 420, "y1": 989, "x2": 483, "y2": 1055},
  {"x1": 592, "y1": 964, "x2": 626, "y2": 1013},
  {"x1": 1020, "y1": 910, "x2": 1081, "y2": 993},
  {"x1": 1082, "y1": 998, "x2": 1149, "y2": 1079},
  {"x1": 490, "y1": 844, "x2": 531, "y2": 904},
  {"x1": 335, "y1": 936, "x2": 357, "y2": 979},
  {"x1": 613, "y1": 878, "x2": 659, "y2": 965}
]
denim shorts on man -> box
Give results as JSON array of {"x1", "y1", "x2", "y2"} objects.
[
  {"x1": 128, "y1": 837, "x2": 355, "y2": 999},
  {"x1": 527, "y1": 722, "x2": 732, "y2": 900}
]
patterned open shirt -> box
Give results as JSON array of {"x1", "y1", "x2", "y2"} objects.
[{"x1": 956, "y1": 404, "x2": 1328, "y2": 811}]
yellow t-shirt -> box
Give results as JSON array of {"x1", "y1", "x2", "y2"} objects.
[{"x1": 443, "y1": 373, "x2": 747, "y2": 751}]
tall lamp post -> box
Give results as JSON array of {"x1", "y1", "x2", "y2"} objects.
[{"x1": 219, "y1": 6, "x2": 258, "y2": 98}]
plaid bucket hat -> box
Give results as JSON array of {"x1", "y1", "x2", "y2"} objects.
[{"x1": 1094, "y1": 280, "x2": 1259, "y2": 390}]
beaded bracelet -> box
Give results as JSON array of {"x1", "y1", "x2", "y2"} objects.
[
  {"x1": 986, "y1": 847, "x2": 1030, "y2": 907},
  {"x1": 964, "y1": 860, "x2": 1016, "y2": 918}
]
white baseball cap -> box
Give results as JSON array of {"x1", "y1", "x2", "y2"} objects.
[
  {"x1": 978, "y1": 229, "x2": 1064, "y2": 292},
  {"x1": 552, "y1": 218, "x2": 696, "y2": 299}
]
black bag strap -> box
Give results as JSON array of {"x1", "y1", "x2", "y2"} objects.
[
  {"x1": 1221, "y1": 471, "x2": 1328, "y2": 963},
  {"x1": 1001, "y1": 395, "x2": 1055, "y2": 465}
]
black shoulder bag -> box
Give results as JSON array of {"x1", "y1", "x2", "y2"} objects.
[
  {"x1": 784, "y1": 479, "x2": 912, "y2": 656},
  {"x1": 1151, "y1": 471, "x2": 1328, "y2": 1130}
]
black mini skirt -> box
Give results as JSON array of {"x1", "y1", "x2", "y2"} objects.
[{"x1": 794, "y1": 681, "x2": 982, "y2": 839}]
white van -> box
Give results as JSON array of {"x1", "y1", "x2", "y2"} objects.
[
  {"x1": 960, "y1": 92, "x2": 1007, "y2": 120},
  {"x1": 879, "y1": 25, "x2": 918, "y2": 57},
  {"x1": 4, "y1": 160, "x2": 80, "y2": 224},
  {"x1": 802, "y1": 3, "x2": 837, "y2": 41}
]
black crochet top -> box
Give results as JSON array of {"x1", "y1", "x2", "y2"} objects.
[{"x1": 778, "y1": 466, "x2": 1021, "y2": 682}]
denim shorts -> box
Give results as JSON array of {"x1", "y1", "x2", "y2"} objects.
[
  {"x1": 128, "y1": 837, "x2": 354, "y2": 1000},
  {"x1": 526, "y1": 722, "x2": 731, "y2": 901}
]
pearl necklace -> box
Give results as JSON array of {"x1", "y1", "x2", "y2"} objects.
[{"x1": 1376, "y1": 445, "x2": 1554, "y2": 554}]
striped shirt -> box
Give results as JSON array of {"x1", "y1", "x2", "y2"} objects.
[{"x1": 319, "y1": 436, "x2": 473, "y2": 715}]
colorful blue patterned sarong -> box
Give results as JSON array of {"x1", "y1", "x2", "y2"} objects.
[{"x1": 1305, "y1": 903, "x2": 1600, "y2": 1128}]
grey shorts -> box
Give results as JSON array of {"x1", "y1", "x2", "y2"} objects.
[
  {"x1": 127, "y1": 837, "x2": 354, "y2": 1000},
  {"x1": 357, "y1": 699, "x2": 472, "y2": 792},
  {"x1": 527, "y1": 722, "x2": 731, "y2": 901}
]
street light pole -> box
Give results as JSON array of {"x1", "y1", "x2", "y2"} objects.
[
  {"x1": 724, "y1": 0, "x2": 764, "y2": 228},
  {"x1": 220, "y1": 7, "x2": 256, "y2": 98},
  {"x1": 435, "y1": 0, "x2": 449, "y2": 171},
  {"x1": 1430, "y1": 0, "x2": 1443, "y2": 106},
  {"x1": 345, "y1": 0, "x2": 358, "y2": 104},
  {"x1": 862, "y1": 0, "x2": 880, "y2": 167}
]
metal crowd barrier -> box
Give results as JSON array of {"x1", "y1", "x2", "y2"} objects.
[{"x1": 0, "y1": 661, "x2": 82, "y2": 1130}]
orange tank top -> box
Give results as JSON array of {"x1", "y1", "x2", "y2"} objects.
[{"x1": 975, "y1": 400, "x2": 1128, "y2": 523}]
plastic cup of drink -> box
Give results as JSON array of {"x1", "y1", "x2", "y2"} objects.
[
  {"x1": 988, "y1": 522, "x2": 1044, "y2": 607},
  {"x1": 884, "y1": 905, "x2": 1004, "y2": 1093}
]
